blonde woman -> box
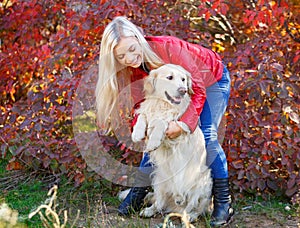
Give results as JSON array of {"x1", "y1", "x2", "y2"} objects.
[{"x1": 96, "y1": 16, "x2": 233, "y2": 226}]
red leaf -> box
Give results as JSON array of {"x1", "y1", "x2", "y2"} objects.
[
  {"x1": 41, "y1": 44, "x2": 51, "y2": 56},
  {"x1": 9, "y1": 114, "x2": 17, "y2": 123},
  {"x1": 271, "y1": 63, "x2": 283, "y2": 71},
  {"x1": 43, "y1": 157, "x2": 51, "y2": 168},
  {"x1": 267, "y1": 179, "x2": 279, "y2": 191},
  {"x1": 237, "y1": 169, "x2": 245, "y2": 180},
  {"x1": 212, "y1": 1, "x2": 219, "y2": 10},
  {"x1": 32, "y1": 101, "x2": 43, "y2": 112},
  {"x1": 258, "y1": 11, "x2": 265, "y2": 23},
  {"x1": 6, "y1": 161, "x2": 24, "y2": 170},
  {"x1": 205, "y1": 11, "x2": 211, "y2": 21},
  {"x1": 243, "y1": 10, "x2": 252, "y2": 24},
  {"x1": 19, "y1": 119, "x2": 31, "y2": 130},
  {"x1": 250, "y1": 168, "x2": 260, "y2": 179},
  {"x1": 287, "y1": 177, "x2": 296, "y2": 189},
  {"x1": 120, "y1": 143, "x2": 126, "y2": 151},
  {"x1": 14, "y1": 146, "x2": 26, "y2": 156},
  {"x1": 261, "y1": 166, "x2": 270, "y2": 176},
  {"x1": 279, "y1": 0, "x2": 289, "y2": 8},
  {"x1": 74, "y1": 173, "x2": 85, "y2": 187},
  {"x1": 249, "y1": 11, "x2": 256, "y2": 23},
  {"x1": 279, "y1": 16, "x2": 285, "y2": 26},
  {"x1": 293, "y1": 55, "x2": 300, "y2": 63},
  {"x1": 254, "y1": 137, "x2": 264, "y2": 145},
  {"x1": 257, "y1": 179, "x2": 266, "y2": 191},
  {"x1": 220, "y1": 3, "x2": 229, "y2": 15},
  {"x1": 272, "y1": 131, "x2": 283, "y2": 139},
  {"x1": 289, "y1": 112, "x2": 300, "y2": 124},
  {"x1": 232, "y1": 160, "x2": 244, "y2": 169},
  {"x1": 281, "y1": 155, "x2": 288, "y2": 165},
  {"x1": 285, "y1": 186, "x2": 298, "y2": 197},
  {"x1": 243, "y1": 16, "x2": 249, "y2": 24}
]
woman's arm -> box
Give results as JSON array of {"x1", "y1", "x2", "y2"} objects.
[{"x1": 147, "y1": 36, "x2": 207, "y2": 132}]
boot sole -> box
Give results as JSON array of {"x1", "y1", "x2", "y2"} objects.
[{"x1": 210, "y1": 209, "x2": 234, "y2": 227}]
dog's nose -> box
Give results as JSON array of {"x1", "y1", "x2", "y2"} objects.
[{"x1": 178, "y1": 87, "x2": 187, "y2": 96}]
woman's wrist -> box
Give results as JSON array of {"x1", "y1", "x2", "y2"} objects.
[{"x1": 175, "y1": 120, "x2": 190, "y2": 134}]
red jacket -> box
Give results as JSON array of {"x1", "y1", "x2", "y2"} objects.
[{"x1": 130, "y1": 36, "x2": 224, "y2": 132}]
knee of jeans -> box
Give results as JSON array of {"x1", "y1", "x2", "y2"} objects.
[
  {"x1": 200, "y1": 127, "x2": 218, "y2": 143},
  {"x1": 139, "y1": 166, "x2": 153, "y2": 175}
]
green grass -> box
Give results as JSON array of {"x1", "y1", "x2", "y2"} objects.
[
  {"x1": 3, "y1": 182, "x2": 46, "y2": 227},
  {"x1": 0, "y1": 159, "x2": 45, "y2": 227},
  {"x1": 0, "y1": 156, "x2": 123, "y2": 227},
  {"x1": 72, "y1": 110, "x2": 97, "y2": 133},
  {"x1": 232, "y1": 193, "x2": 299, "y2": 227},
  {"x1": 235, "y1": 193, "x2": 297, "y2": 214},
  {"x1": 1, "y1": 157, "x2": 299, "y2": 228}
]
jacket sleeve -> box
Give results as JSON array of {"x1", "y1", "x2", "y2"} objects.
[
  {"x1": 179, "y1": 75, "x2": 206, "y2": 132},
  {"x1": 149, "y1": 37, "x2": 206, "y2": 132}
]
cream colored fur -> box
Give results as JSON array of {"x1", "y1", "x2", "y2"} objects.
[{"x1": 131, "y1": 64, "x2": 212, "y2": 221}]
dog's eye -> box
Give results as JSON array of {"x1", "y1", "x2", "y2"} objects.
[
  {"x1": 166, "y1": 76, "x2": 173, "y2": 80},
  {"x1": 181, "y1": 78, "x2": 185, "y2": 82}
]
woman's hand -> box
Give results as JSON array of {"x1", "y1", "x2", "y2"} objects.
[{"x1": 166, "y1": 121, "x2": 183, "y2": 139}]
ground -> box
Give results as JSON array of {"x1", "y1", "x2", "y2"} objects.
[
  {"x1": 73, "y1": 192, "x2": 299, "y2": 228},
  {"x1": 73, "y1": 206, "x2": 299, "y2": 228},
  {"x1": 0, "y1": 169, "x2": 299, "y2": 228}
]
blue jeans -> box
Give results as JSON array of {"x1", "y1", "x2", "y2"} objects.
[
  {"x1": 139, "y1": 65, "x2": 231, "y2": 179},
  {"x1": 199, "y1": 65, "x2": 231, "y2": 178}
]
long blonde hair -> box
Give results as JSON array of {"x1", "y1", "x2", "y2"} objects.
[{"x1": 95, "y1": 16, "x2": 164, "y2": 129}]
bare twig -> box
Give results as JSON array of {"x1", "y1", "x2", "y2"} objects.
[
  {"x1": 28, "y1": 185, "x2": 80, "y2": 228},
  {"x1": 162, "y1": 211, "x2": 196, "y2": 228},
  {"x1": 70, "y1": 209, "x2": 80, "y2": 228},
  {"x1": 38, "y1": 211, "x2": 51, "y2": 228}
]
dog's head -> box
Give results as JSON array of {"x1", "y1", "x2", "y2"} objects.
[{"x1": 144, "y1": 64, "x2": 193, "y2": 105}]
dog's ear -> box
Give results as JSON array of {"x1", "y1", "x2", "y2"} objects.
[
  {"x1": 179, "y1": 66, "x2": 194, "y2": 95},
  {"x1": 144, "y1": 68, "x2": 158, "y2": 95},
  {"x1": 172, "y1": 64, "x2": 194, "y2": 95},
  {"x1": 186, "y1": 72, "x2": 194, "y2": 95}
]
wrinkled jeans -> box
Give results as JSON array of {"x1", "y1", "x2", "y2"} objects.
[{"x1": 139, "y1": 65, "x2": 231, "y2": 179}]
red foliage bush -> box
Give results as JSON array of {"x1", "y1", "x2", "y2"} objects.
[{"x1": 0, "y1": 0, "x2": 299, "y2": 198}]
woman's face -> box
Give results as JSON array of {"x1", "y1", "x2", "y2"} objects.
[{"x1": 114, "y1": 36, "x2": 142, "y2": 68}]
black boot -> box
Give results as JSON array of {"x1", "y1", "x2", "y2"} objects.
[
  {"x1": 210, "y1": 178, "x2": 234, "y2": 227},
  {"x1": 117, "y1": 171, "x2": 151, "y2": 216}
]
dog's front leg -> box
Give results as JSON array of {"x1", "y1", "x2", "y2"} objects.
[
  {"x1": 145, "y1": 119, "x2": 168, "y2": 151},
  {"x1": 139, "y1": 203, "x2": 159, "y2": 218},
  {"x1": 184, "y1": 197, "x2": 210, "y2": 222},
  {"x1": 131, "y1": 114, "x2": 147, "y2": 142}
]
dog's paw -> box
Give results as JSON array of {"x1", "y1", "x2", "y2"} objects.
[
  {"x1": 131, "y1": 129, "x2": 145, "y2": 142},
  {"x1": 144, "y1": 192, "x2": 155, "y2": 205},
  {"x1": 145, "y1": 139, "x2": 161, "y2": 151},
  {"x1": 139, "y1": 205, "x2": 156, "y2": 218}
]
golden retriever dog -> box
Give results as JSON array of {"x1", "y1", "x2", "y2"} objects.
[{"x1": 131, "y1": 64, "x2": 212, "y2": 221}]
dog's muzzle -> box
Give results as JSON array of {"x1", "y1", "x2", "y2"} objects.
[
  {"x1": 177, "y1": 87, "x2": 187, "y2": 96},
  {"x1": 165, "y1": 87, "x2": 187, "y2": 105}
]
